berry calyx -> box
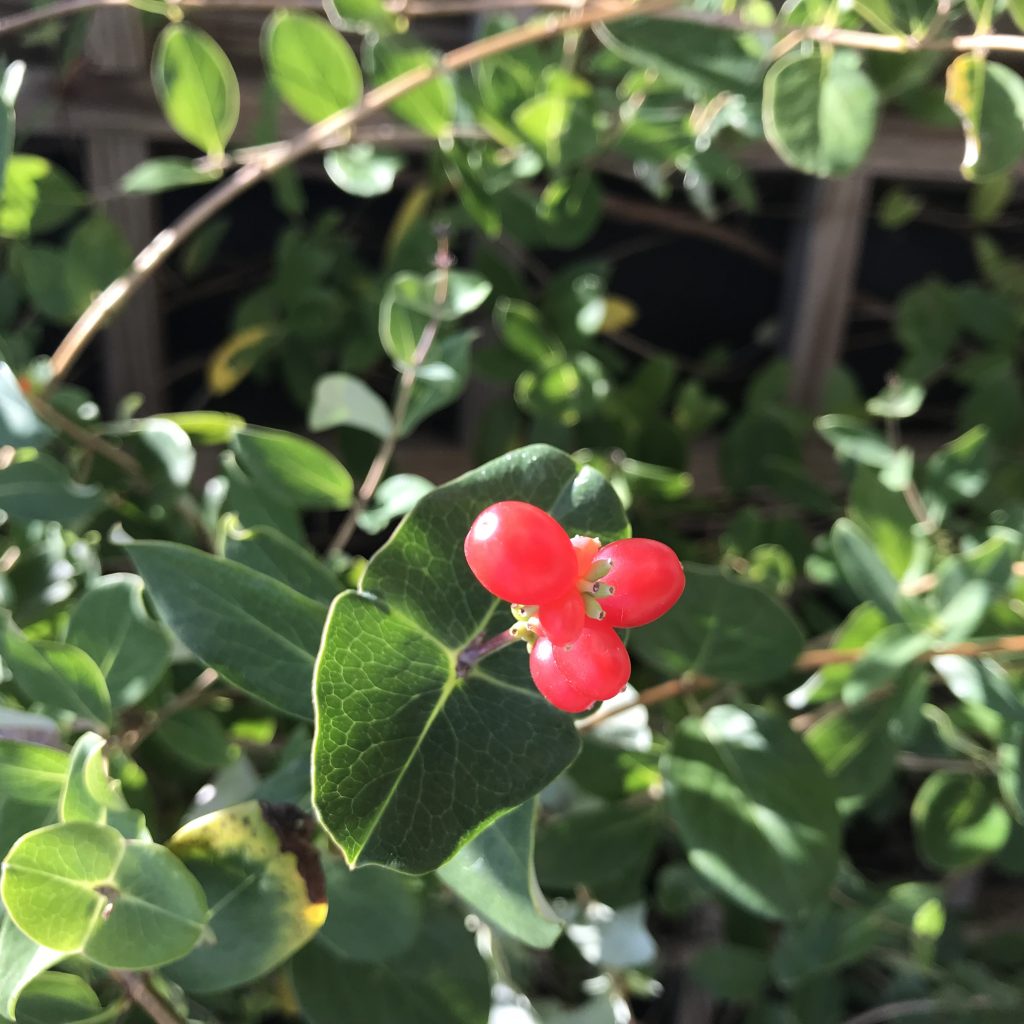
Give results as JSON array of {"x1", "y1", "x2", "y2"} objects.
[
  {"x1": 529, "y1": 636, "x2": 595, "y2": 712},
  {"x1": 595, "y1": 538, "x2": 685, "y2": 628},
  {"x1": 464, "y1": 501, "x2": 578, "y2": 605}
]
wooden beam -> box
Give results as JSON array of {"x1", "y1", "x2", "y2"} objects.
[{"x1": 781, "y1": 173, "x2": 872, "y2": 411}]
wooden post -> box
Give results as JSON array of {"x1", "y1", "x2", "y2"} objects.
[{"x1": 83, "y1": 7, "x2": 168, "y2": 412}]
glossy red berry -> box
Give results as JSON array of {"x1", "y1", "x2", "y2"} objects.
[
  {"x1": 538, "y1": 589, "x2": 586, "y2": 646},
  {"x1": 529, "y1": 636, "x2": 595, "y2": 712},
  {"x1": 554, "y1": 620, "x2": 631, "y2": 701},
  {"x1": 464, "y1": 501, "x2": 578, "y2": 604},
  {"x1": 595, "y1": 538, "x2": 685, "y2": 629}
]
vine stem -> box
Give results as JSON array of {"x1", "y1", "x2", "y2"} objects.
[
  {"x1": 326, "y1": 234, "x2": 451, "y2": 554},
  {"x1": 456, "y1": 628, "x2": 519, "y2": 676},
  {"x1": 44, "y1": 0, "x2": 679, "y2": 388},
  {"x1": 117, "y1": 667, "x2": 218, "y2": 754},
  {"x1": 112, "y1": 972, "x2": 187, "y2": 1024},
  {"x1": 576, "y1": 633, "x2": 1024, "y2": 731}
]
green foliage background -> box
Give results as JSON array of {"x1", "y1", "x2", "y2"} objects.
[{"x1": 2, "y1": 0, "x2": 1024, "y2": 1021}]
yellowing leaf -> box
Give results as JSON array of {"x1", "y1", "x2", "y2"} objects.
[
  {"x1": 206, "y1": 325, "x2": 273, "y2": 396},
  {"x1": 600, "y1": 295, "x2": 638, "y2": 333}
]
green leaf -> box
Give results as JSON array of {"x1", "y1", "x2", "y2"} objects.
[
  {"x1": 66, "y1": 575, "x2": 171, "y2": 710},
  {"x1": 325, "y1": 0, "x2": 401, "y2": 33},
  {"x1": 663, "y1": 704, "x2": 841, "y2": 920},
  {"x1": 946, "y1": 55, "x2": 1024, "y2": 181},
  {"x1": 865, "y1": 377, "x2": 926, "y2": 419},
  {"x1": 0, "y1": 364, "x2": 52, "y2": 448},
  {"x1": 60, "y1": 733, "x2": 149, "y2": 841},
  {"x1": 631, "y1": 564, "x2": 804, "y2": 687},
  {"x1": 313, "y1": 445, "x2": 627, "y2": 872},
  {"x1": 439, "y1": 799, "x2": 561, "y2": 949},
  {"x1": 771, "y1": 905, "x2": 882, "y2": 989},
  {"x1": 161, "y1": 411, "x2": 245, "y2": 446},
  {"x1": 848, "y1": 467, "x2": 917, "y2": 579},
  {"x1": 308, "y1": 372, "x2": 393, "y2": 438},
  {"x1": 355, "y1": 474, "x2": 435, "y2": 536},
  {"x1": 0, "y1": 908, "x2": 62, "y2": 1021},
  {"x1": 152, "y1": 25, "x2": 239, "y2": 156},
  {"x1": 691, "y1": 943, "x2": 771, "y2": 1003},
  {"x1": 403, "y1": 331, "x2": 475, "y2": 435},
  {"x1": 0, "y1": 61, "x2": 23, "y2": 196},
  {"x1": 0, "y1": 155, "x2": 85, "y2": 239},
  {"x1": 233, "y1": 428, "x2": 353, "y2": 510},
  {"x1": 293, "y1": 902, "x2": 489, "y2": 1024},
  {"x1": 220, "y1": 521, "x2": 340, "y2": 605},
  {"x1": 1, "y1": 821, "x2": 207, "y2": 969},
  {"x1": 831, "y1": 518, "x2": 906, "y2": 622},
  {"x1": 535, "y1": 802, "x2": 661, "y2": 907},
  {"x1": 815, "y1": 414, "x2": 895, "y2": 468},
  {"x1": 324, "y1": 145, "x2": 403, "y2": 197},
  {"x1": 0, "y1": 630, "x2": 111, "y2": 726},
  {"x1": 912, "y1": 772, "x2": 1012, "y2": 871},
  {"x1": 371, "y1": 41, "x2": 455, "y2": 138},
  {"x1": 0, "y1": 454, "x2": 103, "y2": 528},
  {"x1": 164, "y1": 801, "x2": 327, "y2": 993},
  {"x1": 119, "y1": 157, "x2": 221, "y2": 194},
  {"x1": 13, "y1": 972, "x2": 104, "y2": 1024},
  {"x1": 262, "y1": 11, "x2": 362, "y2": 125},
  {"x1": 763, "y1": 50, "x2": 879, "y2": 177},
  {"x1": 0, "y1": 743, "x2": 67, "y2": 806},
  {"x1": 126, "y1": 541, "x2": 326, "y2": 719}
]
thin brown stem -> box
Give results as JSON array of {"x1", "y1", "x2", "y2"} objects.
[
  {"x1": 45, "y1": 0, "x2": 678, "y2": 388},
  {"x1": 326, "y1": 238, "x2": 452, "y2": 554},
  {"x1": 577, "y1": 634, "x2": 1024, "y2": 731},
  {"x1": 112, "y1": 973, "x2": 186, "y2": 1024},
  {"x1": 841, "y1": 995, "x2": 996, "y2": 1024},
  {"x1": 118, "y1": 667, "x2": 219, "y2": 754},
  {"x1": 24, "y1": 390, "x2": 145, "y2": 482}
]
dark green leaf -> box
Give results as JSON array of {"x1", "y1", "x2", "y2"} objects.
[
  {"x1": 308, "y1": 372, "x2": 393, "y2": 438},
  {"x1": 0, "y1": 743, "x2": 67, "y2": 806},
  {"x1": 0, "y1": 364, "x2": 52, "y2": 448},
  {"x1": 66, "y1": 575, "x2": 171, "y2": 709},
  {"x1": 631, "y1": 563, "x2": 804, "y2": 687},
  {"x1": 13, "y1": 971, "x2": 103, "y2": 1024},
  {"x1": 831, "y1": 518, "x2": 906, "y2": 622},
  {"x1": 691, "y1": 944, "x2": 771, "y2": 1003},
  {"x1": 0, "y1": 907, "x2": 62, "y2": 1021},
  {"x1": 371, "y1": 41, "x2": 455, "y2": 138},
  {"x1": 119, "y1": 157, "x2": 221, "y2": 194},
  {"x1": 663, "y1": 704, "x2": 840, "y2": 920},
  {"x1": 439, "y1": 799, "x2": 561, "y2": 948},
  {"x1": 0, "y1": 455, "x2": 103, "y2": 528},
  {"x1": 127, "y1": 541, "x2": 326, "y2": 719}
]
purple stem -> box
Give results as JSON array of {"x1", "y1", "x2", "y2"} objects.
[{"x1": 456, "y1": 627, "x2": 518, "y2": 677}]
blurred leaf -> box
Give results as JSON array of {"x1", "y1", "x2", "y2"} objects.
[
  {"x1": 403, "y1": 330, "x2": 474, "y2": 434},
  {"x1": 263, "y1": 12, "x2": 362, "y2": 124},
  {"x1": 632, "y1": 563, "x2": 804, "y2": 688},
  {"x1": 127, "y1": 541, "x2": 325, "y2": 719},
  {"x1": 161, "y1": 411, "x2": 245, "y2": 446},
  {"x1": 771, "y1": 905, "x2": 881, "y2": 989},
  {"x1": 66, "y1": 575, "x2": 170, "y2": 710},
  {"x1": 233, "y1": 428, "x2": 353, "y2": 510},
  {"x1": 912, "y1": 772, "x2": 1012, "y2": 871},
  {"x1": 0, "y1": 365, "x2": 52, "y2": 448},
  {"x1": 165, "y1": 801, "x2": 327, "y2": 993},
  {"x1": 946, "y1": 55, "x2": 1024, "y2": 181},
  {"x1": 0, "y1": 743, "x2": 67, "y2": 806},
  {"x1": 439, "y1": 799, "x2": 561, "y2": 948},
  {"x1": 119, "y1": 157, "x2": 221, "y2": 194},
  {"x1": 866, "y1": 377, "x2": 926, "y2": 419},
  {"x1": 1, "y1": 821, "x2": 207, "y2": 969},
  {"x1": 831, "y1": 518, "x2": 906, "y2": 622},
  {"x1": 0, "y1": 454, "x2": 103, "y2": 528},
  {"x1": 691, "y1": 943, "x2": 771, "y2": 1002},
  {"x1": 763, "y1": 51, "x2": 878, "y2": 176},
  {"x1": 355, "y1": 473, "x2": 434, "y2": 535},
  {"x1": 324, "y1": 145, "x2": 403, "y2": 197},
  {"x1": 0, "y1": 907, "x2": 62, "y2": 1021},
  {"x1": 876, "y1": 186, "x2": 925, "y2": 230},
  {"x1": 308, "y1": 372, "x2": 393, "y2": 439},
  {"x1": 152, "y1": 25, "x2": 239, "y2": 155},
  {"x1": 325, "y1": 0, "x2": 402, "y2": 34},
  {"x1": 0, "y1": 155, "x2": 85, "y2": 239},
  {"x1": 663, "y1": 704, "x2": 840, "y2": 920},
  {"x1": 206, "y1": 325, "x2": 273, "y2": 397},
  {"x1": 372, "y1": 41, "x2": 455, "y2": 138},
  {"x1": 816, "y1": 415, "x2": 895, "y2": 468}
]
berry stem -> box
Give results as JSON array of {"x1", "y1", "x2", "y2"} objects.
[{"x1": 456, "y1": 628, "x2": 519, "y2": 677}]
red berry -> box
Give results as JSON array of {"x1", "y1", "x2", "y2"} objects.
[
  {"x1": 529, "y1": 636, "x2": 595, "y2": 712},
  {"x1": 538, "y1": 589, "x2": 585, "y2": 646},
  {"x1": 554, "y1": 620, "x2": 630, "y2": 701},
  {"x1": 595, "y1": 539, "x2": 685, "y2": 629},
  {"x1": 464, "y1": 501, "x2": 577, "y2": 605}
]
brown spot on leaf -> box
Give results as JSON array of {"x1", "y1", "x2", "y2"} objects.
[{"x1": 259, "y1": 801, "x2": 327, "y2": 905}]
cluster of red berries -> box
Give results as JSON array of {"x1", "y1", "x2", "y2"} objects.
[{"x1": 464, "y1": 501, "x2": 685, "y2": 712}]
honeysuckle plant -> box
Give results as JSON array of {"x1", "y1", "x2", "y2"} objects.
[{"x1": 3, "y1": 0, "x2": 1024, "y2": 1021}]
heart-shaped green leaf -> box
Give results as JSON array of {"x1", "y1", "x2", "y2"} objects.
[{"x1": 313, "y1": 445, "x2": 628, "y2": 872}]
